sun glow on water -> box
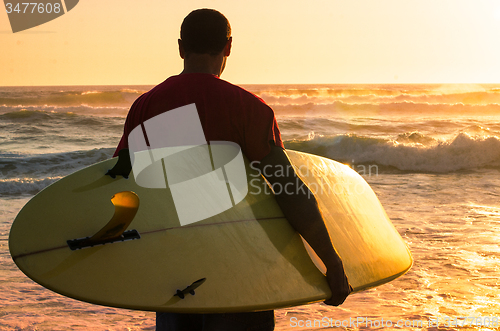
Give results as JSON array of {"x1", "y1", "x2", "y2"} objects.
[{"x1": 2, "y1": 84, "x2": 500, "y2": 329}]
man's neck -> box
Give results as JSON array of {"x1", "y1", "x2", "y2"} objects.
[{"x1": 180, "y1": 53, "x2": 225, "y2": 77}]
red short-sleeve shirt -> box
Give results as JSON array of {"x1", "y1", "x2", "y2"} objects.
[{"x1": 114, "y1": 73, "x2": 284, "y2": 162}]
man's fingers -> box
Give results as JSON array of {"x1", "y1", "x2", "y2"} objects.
[
  {"x1": 323, "y1": 277, "x2": 353, "y2": 306},
  {"x1": 323, "y1": 268, "x2": 353, "y2": 306},
  {"x1": 324, "y1": 292, "x2": 349, "y2": 306}
]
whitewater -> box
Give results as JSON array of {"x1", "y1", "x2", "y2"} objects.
[{"x1": 1, "y1": 84, "x2": 499, "y2": 330}]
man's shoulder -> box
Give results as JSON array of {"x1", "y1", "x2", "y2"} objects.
[
  {"x1": 135, "y1": 74, "x2": 273, "y2": 115},
  {"x1": 215, "y1": 78, "x2": 260, "y2": 98},
  {"x1": 216, "y1": 79, "x2": 272, "y2": 110},
  {"x1": 166, "y1": 74, "x2": 257, "y2": 94}
]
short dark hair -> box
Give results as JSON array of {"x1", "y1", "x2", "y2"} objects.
[{"x1": 180, "y1": 9, "x2": 231, "y2": 56}]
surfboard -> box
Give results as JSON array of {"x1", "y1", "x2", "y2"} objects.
[{"x1": 9, "y1": 148, "x2": 412, "y2": 313}]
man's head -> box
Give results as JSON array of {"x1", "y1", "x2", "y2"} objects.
[{"x1": 180, "y1": 9, "x2": 231, "y2": 57}]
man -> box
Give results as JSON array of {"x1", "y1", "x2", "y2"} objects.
[{"x1": 114, "y1": 9, "x2": 352, "y2": 331}]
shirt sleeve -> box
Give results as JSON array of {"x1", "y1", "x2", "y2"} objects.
[
  {"x1": 113, "y1": 94, "x2": 147, "y2": 157},
  {"x1": 113, "y1": 135, "x2": 128, "y2": 157},
  {"x1": 242, "y1": 101, "x2": 284, "y2": 162}
]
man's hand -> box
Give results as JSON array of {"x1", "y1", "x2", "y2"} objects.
[{"x1": 324, "y1": 264, "x2": 353, "y2": 306}]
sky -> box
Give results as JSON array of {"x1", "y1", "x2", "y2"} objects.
[{"x1": 2, "y1": 0, "x2": 500, "y2": 85}]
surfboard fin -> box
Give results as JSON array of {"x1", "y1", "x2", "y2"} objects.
[
  {"x1": 67, "y1": 191, "x2": 140, "y2": 250},
  {"x1": 106, "y1": 149, "x2": 132, "y2": 179},
  {"x1": 174, "y1": 278, "x2": 206, "y2": 299}
]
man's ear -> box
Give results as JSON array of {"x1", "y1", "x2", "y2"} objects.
[
  {"x1": 224, "y1": 37, "x2": 232, "y2": 57},
  {"x1": 178, "y1": 39, "x2": 186, "y2": 59}
]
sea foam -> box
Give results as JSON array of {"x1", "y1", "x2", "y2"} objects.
[{"x1": 285, "y1": 132, "x2": 500, "y2": 173}]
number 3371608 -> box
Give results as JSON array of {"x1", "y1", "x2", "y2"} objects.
[{"x1": 5, "y1": 3, "x2": 61, "y2": 14}]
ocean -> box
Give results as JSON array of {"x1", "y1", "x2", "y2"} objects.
[{"x1": 1, "y1": 84, "x2": 499, "y2": 330}]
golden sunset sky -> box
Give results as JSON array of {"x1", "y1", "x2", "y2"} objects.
[{"x1": 1, "y1": 0, "x2": 500, "y2": 85}]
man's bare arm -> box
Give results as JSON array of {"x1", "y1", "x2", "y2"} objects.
[{"x1": 258, "y1": 145, "x2": 352, "y2": 306}]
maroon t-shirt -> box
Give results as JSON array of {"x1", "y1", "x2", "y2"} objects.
[{"x1": 114, "y1": 73, "x2": 284, "y2": 162}]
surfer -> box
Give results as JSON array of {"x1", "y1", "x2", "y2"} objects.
[{"x1": 114, "y1": 8, "x2": 352, "y2": 331}]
